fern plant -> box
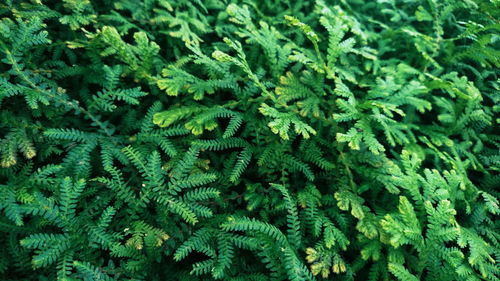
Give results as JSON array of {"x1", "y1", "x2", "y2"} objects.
[{"x1": 0, "y1": 0, "x2": 498, "y2": 280}]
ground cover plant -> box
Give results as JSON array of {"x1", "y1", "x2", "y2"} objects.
[{"x1": 0, "y1": 0, "x2": 499, "y2": 280}]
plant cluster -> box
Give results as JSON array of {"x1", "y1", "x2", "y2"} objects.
[{"x1": 0, "y1": 0, "x2": 499, "y2": 280}]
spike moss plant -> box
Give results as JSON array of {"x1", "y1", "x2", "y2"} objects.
[{"x1": 0, "y1": 0, "x2": 499, "y2": 280}]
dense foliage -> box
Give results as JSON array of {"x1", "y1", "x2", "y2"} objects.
[{"x1": 0, "y1": 0, "x2": 499, "y2": 280}]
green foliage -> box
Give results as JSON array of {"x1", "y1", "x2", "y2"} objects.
[{"x1": 0, "y1": 0, "x2": 498, "y2": 280}]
